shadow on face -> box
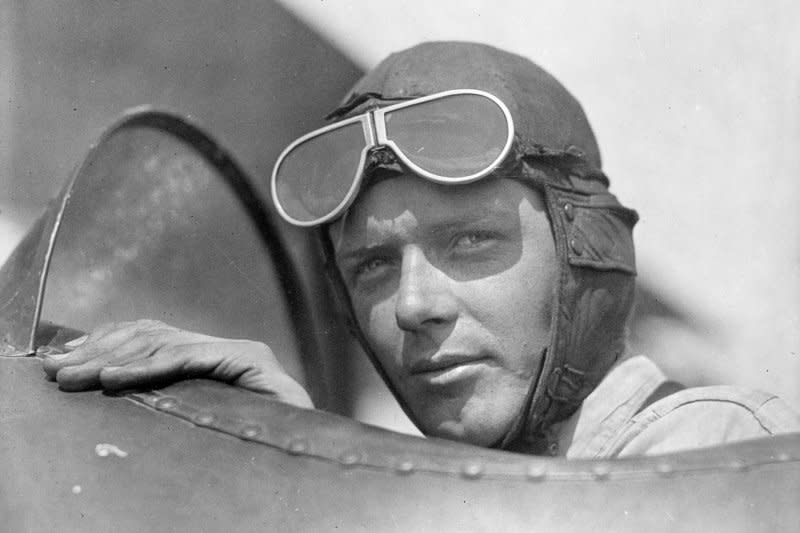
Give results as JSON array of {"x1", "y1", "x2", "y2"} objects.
[{"x1": 329, "y1": 174, "x2": 557, "y2": 446}]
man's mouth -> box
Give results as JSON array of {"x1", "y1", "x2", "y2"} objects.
[{"x1": 409, "y1": 354, "x2": 494, "y2": 386}]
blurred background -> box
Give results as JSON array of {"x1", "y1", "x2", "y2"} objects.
[{"x1": 1, "y1": 0, "x2": 798, "y2": 435}]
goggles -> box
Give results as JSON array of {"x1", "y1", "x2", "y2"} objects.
[{"x1": 271, "y1": 89, "x2": 514, "y2": 227}]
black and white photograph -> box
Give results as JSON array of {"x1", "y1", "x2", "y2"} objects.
[{"x1": 1, "y1": 1, "x2": 798, "y2": 531}]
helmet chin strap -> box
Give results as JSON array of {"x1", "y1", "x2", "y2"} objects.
[{"x1": 491, "y1": 346, "x2": 548, "y2": 451}]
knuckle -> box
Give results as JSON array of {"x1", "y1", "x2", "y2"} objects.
[
  {"x1": 86, "y1": 322, "x2": 126, "y2": 343},
  {"x1": 134, "y1": 329, "x2": 164, "y2": 344},
  {"x1": 138, "y1": 319, "x2": 174, "y2": 331},
  {"x1": 42, "y1": 358, "x2": 62, "y2": 377},
  {"x1": 54, "y1": 365, "x2": 78, "y2": 384},
  {"x1": 135, "y1": 320, "x2": 179, "y2": 340},
  {"x1": 98, "y1": 366, "x2": 126, "y2": 388},
  {"x1": 153, "y1": 344, "x2": 178, "y2": 360}
]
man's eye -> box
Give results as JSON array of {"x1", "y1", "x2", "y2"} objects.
[
  {"x1": 355, "y1": 257, "x2": 391, "y2": 279},
  {"x1": 452, "y1": 231, "x2": 495, "y2": 250}
]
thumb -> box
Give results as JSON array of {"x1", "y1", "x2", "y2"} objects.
[{"x1": 234, "y1": 366, "x2": 314, "y2": 409}]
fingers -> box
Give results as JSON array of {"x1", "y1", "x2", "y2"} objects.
[
  {"x1": 241, "y1": 368, "x2": 314, "y2": 409},
  {"x1": 64, "y1": 334, "x2": 89, "y2": 349},
  {"x1": 42, "y1": 320, "x2": 175, "y2": 387},
  {"x1": 99, "y1": 341, "x2": 313, "y2": 408},
  {"x1": 54, "y1": 362, "x2": 112, "y2": 392},
  {"x1": 94, "y1": 342, "x2": 265, "y2": 391},
  {"x1": 44, "y1": 322, "x2": 220, "y2": 392},
  {"x1": 43, "y1": 329, "x2": 137, "y2": 380},
  {"x1": 39, "y1": 320, "x2": 315, "y2": 410},
  {"x1": 201, "y1": 344, "x2": 314, "y2": 408},
  {"x1": 98, "y1": 351, "x2": 186, "y2": 390}
]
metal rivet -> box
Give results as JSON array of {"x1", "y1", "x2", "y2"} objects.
[
  {"x1": 195, "y1": 413, "x2": 216, "y2": 426},
  {"x1": 395, "y1": 460, "x2": 415, "y2": 475},
  {"x1": 592, "y1": 463, "x2": 611, "y2": 480},
  {"x1": 563, "y1": 202, "x2": 575, "y2": 221},
  {"x1": 548, "y1": 442, "x2": 559, "y2": 456},
  {"x1": 155, "y1": 397, "x2": 177, "y2": 410},
  {"x1": 461, "y1": 462, "x2": 484, "y2": 480},
  {"x1": 655, "y1": 462, "x2": 674, "y2": 476},
  {"x1": 241, "y1": 425, "x2": 262, "y2": 439},
  {"x1": 339, "y1": 451, "x2": 361, "y2": 467},
  {"x1": 526, "y1": 463, "x2": 547, "y2": 481},
  {"x1": 570, "y1": 237, "x2": 584, "y2": 255},
  {"x1": 287, "y1": 438, "x2": 309, "y2": 455}
]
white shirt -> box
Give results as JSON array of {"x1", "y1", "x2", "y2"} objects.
[{"x1": 545, "y1": 355, "x2": 800, "y2": 458}]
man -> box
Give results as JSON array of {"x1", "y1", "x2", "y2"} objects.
[{"x1": 42, "y1": 42, "x2": 800, "y2": 457}]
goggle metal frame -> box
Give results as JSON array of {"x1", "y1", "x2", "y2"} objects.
[{"x1": 271, "y1": 89, "x2": 514, "y2": 227}]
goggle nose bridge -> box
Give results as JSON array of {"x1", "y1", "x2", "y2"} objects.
[{"x1": 365, "y1": 144, "x2": 401, "y2": 169}]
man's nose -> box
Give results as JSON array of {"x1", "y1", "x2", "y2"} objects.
[{"x1": 394, "y1": 246, "x2": 458, "y2": 332}]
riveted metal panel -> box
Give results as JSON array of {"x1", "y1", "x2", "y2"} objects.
[{"x1": 1, "y1": 356, "x2": 798, "y2": 532}]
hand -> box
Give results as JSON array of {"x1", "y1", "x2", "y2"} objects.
[{"x1": 41, "y1": 319, "x2": 313, "y2": 409}]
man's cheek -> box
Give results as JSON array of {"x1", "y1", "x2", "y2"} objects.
[{"x1": 363, "y1": 301, "x2": 401, "y2": 354}]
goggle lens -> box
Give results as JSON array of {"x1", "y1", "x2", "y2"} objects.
[
  {"x1": 274, "y1": 121, "x2": 366, "y2": 224},
  {"x1": 383, "y1": 93, "x2": 510, "y2": 178},
  {"x1": 271, "y1": 90, "x2": 513, "y2": 226}
]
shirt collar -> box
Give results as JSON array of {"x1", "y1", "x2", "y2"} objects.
[{"x1": 547, "y1": 355, "x2": 667, "y2": 458}]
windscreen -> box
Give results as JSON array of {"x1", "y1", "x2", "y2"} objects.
[{"x1": 38, "y1": 119, "x2": 306, "y2": 384}]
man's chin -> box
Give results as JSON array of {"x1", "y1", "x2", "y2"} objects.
[{"x1": 427, "y1": 418, "x2": 507, "y2": 448}]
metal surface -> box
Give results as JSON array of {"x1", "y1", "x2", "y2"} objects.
[
  {"x1": 1, "y1": 355, "x2": 798, "y2": 532},
  {"x1": 0, "y1": 184, "x2": 70, "y2": 356},
  {"x1": 1, "y1": 109, "x2": 350, "y2": 407},
  {"x1": 5, "y1": 0, "x2": 364, "y2": 411},
  {"x1": 0, "y1": 211, "x2": 52, "y2": 355}
]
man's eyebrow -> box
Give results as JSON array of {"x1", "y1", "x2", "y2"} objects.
[
  {"x1": 335, "y1": 204, "x2": 518, "y2": 262},
  {"x1": 427, "y1": 210, "x2": 511, "y2": 234},
  {"x1": 335, "y1": 241, "x2": 398, "y2": 264},
  {"x1": 420, "y1": 203, "x2": 519, "y2": 236}
]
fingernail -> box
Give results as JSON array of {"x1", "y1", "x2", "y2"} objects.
[
  {"x1": 46, "y1": 351, "x2": 72, "y2": 360},
  {"x1": 65, "y1": 335, "x2": 89, "y2": 348}
]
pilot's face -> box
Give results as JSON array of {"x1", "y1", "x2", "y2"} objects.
[{"x1": 331, "y1": 175, "x2": 557, "y2": 446}]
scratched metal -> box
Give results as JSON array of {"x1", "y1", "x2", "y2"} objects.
[
  {"x1": 0, "y1": 213, "x2": 51, "y2": 355},
  {"x1": 0, "y1": 194, "x2": 69, "y2": 356},
  {"x1": 128, "y1": 378, "x2": 800, "y2": 481},
  {"x1": 2, "y1": 356, "x2": 798, "y2": 533},
  {"x1": 19, "y1": 109, "x2": 350, "y2": 409}
]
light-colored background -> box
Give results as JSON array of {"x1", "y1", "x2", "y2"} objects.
[
  {"x1": 280, "y1": 0, "x2": 800, "y2": 430},
  {"x1": 2, "y1": 1, "x2": 798, "y2": 434}
]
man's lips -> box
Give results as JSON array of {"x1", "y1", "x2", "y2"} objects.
[{"x1": 409, "y1": 354, "x2": 493, "y2": 376}]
